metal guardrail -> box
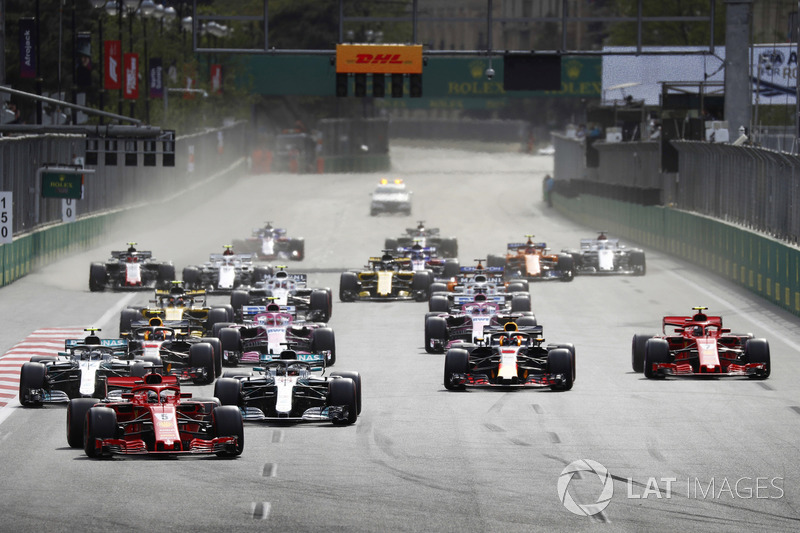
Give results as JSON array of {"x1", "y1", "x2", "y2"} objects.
[
  {"x1": 552, "y1": 132, "x2": 800, "y2": 245},
  {"x1": 0, "y1": 122, "x2": 248, "y2": 237}
]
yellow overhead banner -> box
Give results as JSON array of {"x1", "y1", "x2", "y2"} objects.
[{"x1": 336, "y1": 44, "x2": 423, "y2": 74}]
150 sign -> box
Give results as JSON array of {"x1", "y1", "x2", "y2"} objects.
[{"x1": 0, "y1": 192, "x2": 11, "y2": 244}]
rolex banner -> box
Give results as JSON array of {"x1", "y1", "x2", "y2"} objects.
[{"x1": 104, "y1": 40, "x2": 121, "y2": 90}]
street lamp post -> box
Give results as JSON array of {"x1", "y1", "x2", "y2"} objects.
[{"x1": 90, "y1": 0, "x2": 107, "y2": 125}]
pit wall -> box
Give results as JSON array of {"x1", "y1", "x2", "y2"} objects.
[{"x1": 553, "y1": 192, "x2": 800, "y2": 317}]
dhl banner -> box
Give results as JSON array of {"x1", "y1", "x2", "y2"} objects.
[{"x1": 336, "y1": 44, "x2": 423, "y2": 74}]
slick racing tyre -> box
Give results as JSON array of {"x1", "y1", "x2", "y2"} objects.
[
  {"x1": 67, "y1": 398, "x2": 97, "y2": 448},
  {"x1": 330, "y1": 371, "x2": 362, "y2": 415},
  {"x1": 310, "y1": 289, "x2": 332, "y2": 322},
  {"x1": 643, "y1": 338, "x2": 670, "y2": 379},
  {"x1": 631, "y1": 334, "x2": 652, "y2": 373},
  {"x1": 339, "y1": 272, "x2": 359, "y2": 302},
  {"x1": 89, "y1": 263, "x2": 107, "y2": 292},
  {"x1": 84, "y1": 407, "x2": 117, "y2": 458},
  {"x1": 444, "y1": 348, "x2": 469, "y2": 391},
  {"x1": 189, "y1": 343, "x2": 216, "y2": 385},
  {"x1": 311, "y1": 327, "x2": 336, "y2": 366},
  {"x1": 557, "y1": 255, "x2": 574, "y2": 282},
  {"x1": 424, "y1": 316, "x2": 447, "y2": 354},
  {"x1": 213, "y1": 377, "x2": 242, "y2": 406},
  {"x1": 744, "y1": 338, "x2": 770, "y2": 379},
  {"x1": 510, "y1": 294, "x2": 531, "y2": 313},
  {"x1": 213, "y1": 405, "x2": 245, "y2": 457},
  {"x1": 218, "y1": 327, "x2": 242, "y2": 366},
  {"x1": 429, "y1": 294, "x2": 449, "y2": 313},
  {"x1": 547, "y1": 348, "x2": 574, "y2": 391},
  {"x1": 204, "y1": 337, "x2": 223, "y2": 378},
  {"x1": 19, "y1": 362, "x2": 47, "y2": 407},
  {"x1": 327, "y1": 377, "x2": 358, "y2": 425}
]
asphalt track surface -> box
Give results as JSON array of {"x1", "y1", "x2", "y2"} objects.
[{"x1": 0, "y1": 145, "x2": 799, "y2": 532}]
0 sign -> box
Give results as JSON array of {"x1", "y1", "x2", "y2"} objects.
[{"x1": 0, "y1": 192, "x2": 11, "y2": 244}]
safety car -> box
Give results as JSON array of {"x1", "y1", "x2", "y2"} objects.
[
  {"x1": 444, "y1": 321, "x2": 575, "y2": 391},
  {"x1": 631, "y1": 307, "x2": 770, "y2": 379},
  {"x1": 339, "y1": 253, "x2": 432, "y2": 302},
  {"x1": 370, "y1": 178, "x2": 412, "y2": 216},
  {"x1": 562, "y1": 232, "x2": 646, "y2": 276},
  {"x1": 214, "y1": 351, "x2": 361, "y2": 425},
  {"x1": 66, "y1": 372, "x2": 243, "y2": 458},
  {"x1": 89, "y1": 243, "x2": 175, "y2": 292}
]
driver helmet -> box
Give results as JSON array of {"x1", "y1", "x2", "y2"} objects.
[
  {"x1": 692, "y1": 326, "x2": 703, "y2": 336},
  {"x1": 147, "y1": 390, "x2": 159, "y2": 403},
  {"x1": 223, "y1": 246, "x2": 234, "y2": 256}
]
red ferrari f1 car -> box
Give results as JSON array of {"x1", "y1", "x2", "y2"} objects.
[
  {"x1": 631, "y1": 307, "x2": 770, "y2": 379},
  {"x1": 66, "y1": 373, "x2": 243, "y2": 458}
]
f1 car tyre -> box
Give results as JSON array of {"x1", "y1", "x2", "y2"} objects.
[
  {"x1": 213, "y1": 377, "x2": 242, "y2": 406},
  {"x1": 443, "y1": 259, "x2": 460, "y2": 279},
  {"x1": 189, "y1": 343, "x2": 215, "y2": 385},
  {"x1": 549, "y1": 343, "x2": 576, "y2": 382},
  {"x1": 84, "y1": 406, "x2": 117, "y2": 458},
  {"x1": 330, "y1": 371, "x2": 362, "y2": 415},
  {"x1": 310, "y1": 289, "x2": 331, "y2": 322},
  {"x1": 557, "y1": 255, "x2": 575, "y2": 282},
  {"x1": 631, "y1": 334, "x2": 652, "y2": 373},
  {"x1": 562, "y1": 250, "x2": 582, "y2": 270},
  {"x1": 629, "y1": 250, "x2": 646, "y2": 276},
  {"x1": 487, "y1": 254, "x2": 505, "y2": 269},
  {"x1": 511, "y1": 294, "x2": 531, "y2": 313},
  {"x1": 157, "y1": 263, "x2": 176, "y2": 288},
  {"x1": 429, "y1": 294, "x2": 449, "y2": 313},
  {"x1": 429, "y1": 282, "x2": 448, "y2": 296},
  {"x1": 230, "y1": 290, "x2": 249, "y2": 315},
  {"x1": 425, "y1": 316, "x2": 448, "y2": 354},
  {"x1": 440, "y1": 238, "x2": 458, "y2": 258},
  {"x1": 744, "y1": 338, "x2": 771, "y2": 379},
  {"x1": 212, "y1": 321, "x2": 235, "y2": 338},
  {"x1": 411, "y1": 271, "x2": 432, "y2": 301},
  {"x1": 130, "y1": 362, "x2": 151, "y2": 378},
  {"x1": 327, "y1": 377, "x2": 358, "y2": 425},
  {"x1": 19, "y1": 362, "x2": 47, "y2": 407},
  {"x1": 444, "y1": 348, "x2": 469, "y2": 391},
  {"x1": 182, "y1": 266, "x2": 201, "y2": 289},
  {"x1": 89, "y1": 263, "x2": 107, "y2": 292},
  {"x1": 30, "y1": 355, "x2": 56, "y2": 364},
  {"x1": 207, "y1": 308, "x2": 230, "y2": 333},
  {"x1": 253, "y1": 266, "x2": 272, "y2": 283},
  {"x1": 507, "y1": 280, "x2": 528, "y2": 293},
  {"x1": 547, "y1": 348, "x2": 574, "y2": 391},
  {"x1": 515, "y1": 315, "x2": 538, "y2": 328},
  {"x1": 219, "y1": 327, "x2": 242, "y2": 366},
  {"x1": 204, "y1": 337, "x2": 223, "y2": 378},
  {"x1": 311, "y1": 327, "x2": 336, "y2": 366},
  {"x1": 384, "y1": 238, "x2": 398, "y2": 251},
  {"x1": 213, "y1": 405, "x2": 245, "y2": 457},
  {"x1": 339, "y1": 272, "x2": 359, "y2": 302},
  {"x1": 644, "y1": 338, "x2": 670, "y2": 379},
  {"x1": 289, "y1": 238, "x2": 305, "y2": 261},
  {"x1": 119, "y1": 308, "x2": 141, "y2": 335},
  {"x1": 67, "y1": 398, "x2": 97, "y2": 448}
]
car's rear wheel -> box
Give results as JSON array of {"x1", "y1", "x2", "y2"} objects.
[
  {"x1": 487, "y1": 254, "x2": 505, "y2": 269},
  {"x1": 310, "y1": 289, "x2": 331, "y2": 322},
  {"x1": 19, "y1": 362, "x2": 47, "y2": 407},
  {"x1": 425, "y1": 316, "x2": 448, "y2": 354},
  {"x1": 213, "y1": 405, "x2": 245, "y2": 457},
  {"x1": 219, "y1": 327, "x2": 242, "y2": 366},
  {"x1": 327, "y1": 378, "x2": 358, "y2": 425},
  {"x1": 67, "y1": 398, "x2": 97, "y2": 448},
  {"x1": 511, "y1": 293, "x2": 531, "y2": 312},
  {"x1": 644, "y1": 338, "x2": 670, "y2": 379},
  {"x1": 444, "y1": 348, "x2": 469, "y2": 390},
  {"x1": 547, "y1": 348, "x2": 574, "y2": 391},
  {"x1": 515, "y1": 315, "x2": 538, "y2": 328},
  {"x1": 205, "y1": 337, "x2": 223, "y2": 378},
  {"x1": 89, "y1": 263, "x2": 107, "y2": 292},
  {"x1": 744, "y1": 338, "x2": 770, "y2": 379},
  {"x1": 157, "y1": 263, "x2": 176, "y2": 288},
  {"x1": 84, "y1": 406, "x2": 117, "y2": 458},
  {"x1": 189, "y1": 343, "x2": 215, "y2": 384},
  {"x1": 557, "y1": 255, "x2": 574, "y2": 282},
  {"x1": 429, "y1": 294, "x2": 449, "y2": 313},
  {"x1": 119, "y1": 308, "x2": 140, "y2": 335},
  {"x1": 443, "y1": 259, "x2": 460, "y2": 279},
  {"x1": 212, "y1": 321, "x2": 235, "y2": 338},
  {"x1": 629, "y1": 250, "x2": 646, "y2": 276},
  {"x1": 411, "y1": 271, "x2": 432, "y2": 300},
  {"x1": 207, "y1": 308, "x2": 230, "y2": 333},
  {"x1": 631, "y1": 334, "x2": 652, "y2": 373},
  {"x1": 311, "y1": 327, "x2": 336, "y2": 366},
  {"x1": 230, "y1": 290, "x2": 249, "y2": 317},
  {"x1": 507, "y1": 280, "x2": 528, "y2": 293}
]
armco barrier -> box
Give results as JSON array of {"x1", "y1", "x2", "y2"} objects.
[{"x1": 554, "y1": 192, "x2": 800, "y2": 317}]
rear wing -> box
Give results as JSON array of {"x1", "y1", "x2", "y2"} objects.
[
  {"x1": 460, "y1": 266, "x2": 503, "y2": 273},
  {"x1": 507, "y1": 242, "x2": 546, "y2": 251},
  {"x1": 269, "y1": 272, "x2": 307, "y2": 283},
  {"x1": 208, "y1": 253, "x2": 254, "y2": 262},
  {"x1": 254, "y1": 352, "x2": 326, "y2": 370},
  {"x1": 454, "y1": 294, "x2": 504, "y2": 306},
  {"x1": 242, "y1": 305, "x2": 296, "y2": 317},
  {"x1": 110, "y1": 250, "x2": 153, "y2": 260},
  {"x1": 65, "y1": 338, "x2": 127, "y2": 349},
  {"x1": 662, "y1": 315, "x2": 723, "y2": 334}
]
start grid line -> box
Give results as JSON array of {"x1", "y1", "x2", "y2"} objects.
[{"x1": 0, "y1": 328, "x2": 86, "y2": 412}]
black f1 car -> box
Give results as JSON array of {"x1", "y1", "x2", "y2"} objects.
[
  {"x1": 632, "y1": 307, "x2": 770, "y2": 379},
  {"x1": 89, "y1": 243, "x2": 175, "y2": 292},
  {"x1": 385, "y1": 221, "x2": 458, "y2": 258},
  {"x1": 444, "y1": 321, "x2": 575, "y2": 391},
  {"x1": 232, "y1": 222, "x2": 305, "y2": 261},
  {"x1": 214, "y1": 351, "x2": 361, "y2": 425}
]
